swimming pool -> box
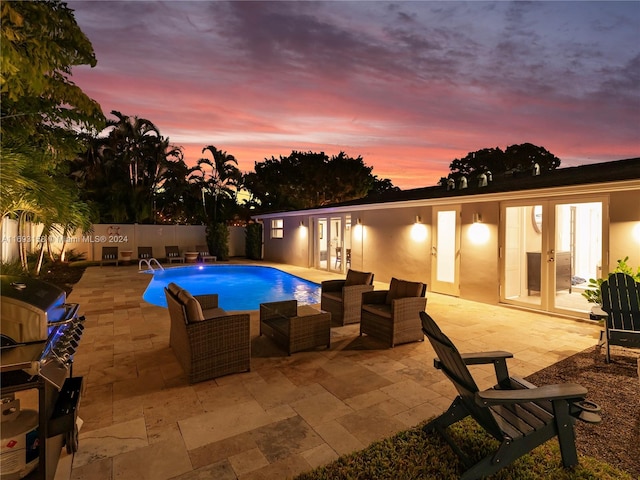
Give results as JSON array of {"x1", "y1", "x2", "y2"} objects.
[{"x1": 142, "y1": 265, "x2": 321, "y2": 311}]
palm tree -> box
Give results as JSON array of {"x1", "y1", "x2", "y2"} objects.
[
  {"x1": 73, "y1": 111, "x2": 185, "y2": 223},
  {"x1": 190, "y1": 146, "x2": 241, "y2": 223},
  {"x1": 1, "y1": 142, "x2": 91, "y2": 271}
]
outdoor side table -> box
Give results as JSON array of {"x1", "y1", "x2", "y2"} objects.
[{"x1": 260, "y1": 300, "x2": 331, "y2": 355}]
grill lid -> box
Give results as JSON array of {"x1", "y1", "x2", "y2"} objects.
[{"x1": 1, "y1": 275, "x2": 66, "y2": 312}]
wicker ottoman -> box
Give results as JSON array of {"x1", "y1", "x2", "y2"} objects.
[{"x1": 260, "y1": 300, "x2": 331, "y2": 355}]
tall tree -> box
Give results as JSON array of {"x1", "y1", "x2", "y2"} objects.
[
  {"x1": 72, "y1": 111, "x2": 187, "y2": 223},
  {"x1": 1, "y1": 0, "x2": 104, "y2": 269},
  {"x1": 188, "y1": 146, "x2": 241, "y2": 223},
  {"x1": 243, "y1": 151, "x2": 385, "y2": 212},
  {"x1": 441, "y1": 143, "x2": 562, "y2": 187}
]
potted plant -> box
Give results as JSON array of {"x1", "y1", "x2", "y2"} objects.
[{"x1": 582, "y1": 256, "x2": 640, "y2": 306}]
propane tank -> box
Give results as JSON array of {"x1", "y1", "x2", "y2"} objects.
[{"x1": 0, "y1": 396, "x2": 39, "y2": 480}]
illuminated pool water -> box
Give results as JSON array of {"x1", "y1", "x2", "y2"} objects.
[{"x1": 142, "y1": 265, "x2": 320, "y2": 311}]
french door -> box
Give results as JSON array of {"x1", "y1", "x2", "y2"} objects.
[
  {"x1": 431, "y1": 206, "x2": 461, "y2": 296},
  {"x1": 501, "y1": 198, "x2": 606, "y2": 315},
  {"x1": 316, "y1": 216, "x2": 348, "y2": 273}
]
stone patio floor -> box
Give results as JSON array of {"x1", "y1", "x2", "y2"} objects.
[{"x1": 58, "y1": 261, "x2": 601, "y2": 480}]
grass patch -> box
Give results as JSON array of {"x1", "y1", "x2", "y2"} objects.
[{"x1": 295, "y1": 417, "x2": 631, "y2": 480}]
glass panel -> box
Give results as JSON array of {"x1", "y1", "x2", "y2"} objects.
[
  {"x1": 436, "y1": 210, "x2": 456, "y2": 283},
  {"x1": 318, "y1": 219, "x2": 328, "y2": 269},
  {"x1": 503, "y1": 205, "x2": 542, "y2": 306},
  {"x1": 330, "y1": 217, "x2": 343, "y2": 272},
  {"x1": 553, "y1": 202, "x2": 602, "y2": 313}
]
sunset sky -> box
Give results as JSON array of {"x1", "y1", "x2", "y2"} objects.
[{"x1": 68, "y1": 1, "x2": 640, "y2": 190}]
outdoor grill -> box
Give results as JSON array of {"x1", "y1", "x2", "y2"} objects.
[
  {"x1": 1, "y1": 275, "x2": 84, "y2": 480},
  {"x1": 1, "y1": 275, "x2": 85, "y2": 389}
]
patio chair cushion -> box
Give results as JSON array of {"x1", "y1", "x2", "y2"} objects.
[
  {"x1": 167, "y1": 282, "x2": 182, "y2": 297},
  {"x1": 177, "y1": 289, "x2": 205, "y2": 322},
  {"x1": 386, "y1": 278, "x2": 425, "y2": 304},
  {"x1": 322, "y1": 291, "x2": 342, "y2": 302},
  {"x1": 362, "y1": 303, "x2": 392, "y2": 319},
  {"x1": 344, "y1": 269, "x2": 374, "y2": 287}
]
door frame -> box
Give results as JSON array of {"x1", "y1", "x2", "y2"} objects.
[{"x1": 500, "y1": 195, "x2": 609, "y2": 316}]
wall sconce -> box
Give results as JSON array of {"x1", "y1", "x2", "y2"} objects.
[
  {"x1": 411, "y1": 218, "x2": 427, "y2": 242},
  {"x1": 299, "y1": 220, "x2": 305, "y2": 227},
  {"x1": 633, "y1": 222, "x2": 640, "y2": 243},
  {"x1": 356, "y1": 218, "x2": 362, "y2": 225},
  {"x1": 468, "y1": 215, "x2": 489, "y2": 244}
]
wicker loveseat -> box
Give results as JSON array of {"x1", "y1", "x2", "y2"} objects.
[
  {"x1": 164, "y1": 282, "x2": 250, "y2": 383},
  {"x1": 360, "y1": 277, "x2": 427, "y2": 348},
  {"x1": 320, "y1": 269, "x2": 375, "y2": 326}
]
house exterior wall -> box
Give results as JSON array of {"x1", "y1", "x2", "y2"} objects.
[
  {"x1": 257, "y1": 181, "x2": 640, "y2": 313},
  {"x1": 609, "y1": 189, "x2": 640, "y2": 269},
  {"x1": 460, "y1": 201, "x2": 500, "y2": 303},
  {"x1": 356, "y1": 207, "x2": 432, "y2": 285}
]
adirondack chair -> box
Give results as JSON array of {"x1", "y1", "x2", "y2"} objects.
[
  {"x1": 420, "y1": 312, "x2": 600, "y2": 480},
  {"x1": 600, "y1": 272, "x2": 640, "y2": 363}
]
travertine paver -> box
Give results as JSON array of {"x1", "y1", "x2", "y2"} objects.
[{"x1": 59, "y1": 261, "x2": 600, "y2": 480}]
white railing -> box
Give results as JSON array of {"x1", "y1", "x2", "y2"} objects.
[{"x1": 138, "y1": 258, "x2": 164, "y2": 271}]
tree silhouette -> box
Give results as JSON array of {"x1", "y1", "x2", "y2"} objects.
[{"x1": 441, "y1": 143, "x2": 561, "y2": 187}]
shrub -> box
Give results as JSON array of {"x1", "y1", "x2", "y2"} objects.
[
  {"x1": 582, "y1": 256, "x2": 640, "y2": 304},
  {"x1": 206, "y1": 222, "x2": 229, "y2": 261},
  {"x1": 245, "y1": 222, "x2": 262, "y2": 260}
]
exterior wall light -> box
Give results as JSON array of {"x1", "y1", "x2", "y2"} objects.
[
  {"x1": 411, "y1": 218, "x2": 427, "y2": 242},
  {"x1": 468, "y1": 214, "x2": 489, "y2": 244},
  {"x1": 633, "y1": 222, "x2": 640, "y2": 243},
  {"x1": 356, "y1": 218, "x2": 362, "y2": 225}
]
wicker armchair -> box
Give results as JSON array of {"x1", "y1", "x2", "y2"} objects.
[
  {"x1": 164, "y1": 283, "x2": 250, "y2": 383},
  {"x1": 360, "y1": 278, "x2": 427, "y2": 347},
  {"x1": 321, "y1": 269, "x2": 374, "y2": 325}
]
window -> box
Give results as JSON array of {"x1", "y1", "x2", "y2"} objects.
[{"x1": 271, "y1": 219, "x2": 284, "y2": 239}]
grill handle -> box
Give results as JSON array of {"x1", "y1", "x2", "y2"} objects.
[{"x1": 48, "y1": 303, "x2": 80, "y2": 326}]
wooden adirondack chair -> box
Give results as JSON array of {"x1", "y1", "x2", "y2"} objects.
[
  {"x1": 600, "y1": 272, "x2": 640, "y2": 363},
  {"x1": 420, "y1": 312, "x2": 600, "y2": 480}
]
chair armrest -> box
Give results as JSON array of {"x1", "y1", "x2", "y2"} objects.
[
  {"x1": 321, "y1": 280, "x2": 346, "y2": 293},
  {"x1": 476, "y1": 383, "x2": 588, "y2": 406},
  {"x1": 391, "y1": 296, "x2": 427, "y2": 316},
  {"x1": 195, "y1": 294, "x2": 219, "y2": 310},
  {"x1": 435, "y1": 351, "x2": 513, "y2": 368},
  {"x1": 362, "y1": 290, "x2": 388, "y2": 305},
  {"x1": 435, "y1": 351, "x2": 514, "y2": 385},
  {"x1": 460, "y1": 351, "x2": 514, "y2": 365}
]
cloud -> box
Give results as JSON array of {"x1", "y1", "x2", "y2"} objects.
[{"x1": 68, "y1": 1, "x2": 640, "y2": 189}]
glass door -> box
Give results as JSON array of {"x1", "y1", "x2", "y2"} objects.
[
  {"x1": 329, "y1": 217, "x2": 343, "y2": 273},
  {"x1": 503, "y1": 204, "x2": 544, "y2": 308},
  {"x1": 431, "y1": 206, "x2": 460, "y2": 296},
  {"x1": 501, "y1": 198, "x2": 604, "y2": 315},
  {"x1": 316, "y1": 216, "x2": 347, "y2": 272},
  {"x1": 552, "y1": 201, "x2": 603, "y2": 314},
  {"x1": 317, "y1": 218, "x2": 328, "y2": 269}
]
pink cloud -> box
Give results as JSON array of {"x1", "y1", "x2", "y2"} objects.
[{"x1": 68, "y1": 1, "x2": 640, "y2": 190}]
